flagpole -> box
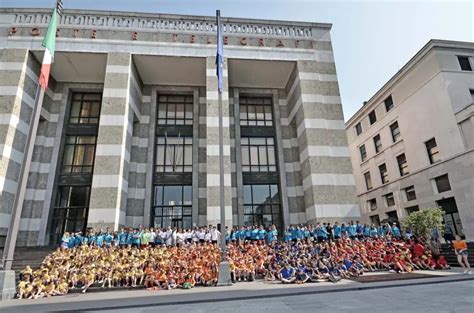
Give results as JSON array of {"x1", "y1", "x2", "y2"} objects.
[{"x1": 216, "y1": 9, "x2": 231, "y2": 286}]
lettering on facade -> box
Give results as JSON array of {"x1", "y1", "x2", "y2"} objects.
[{"x1": 8, "y1": 12, "x2": 322, "y2": 49}]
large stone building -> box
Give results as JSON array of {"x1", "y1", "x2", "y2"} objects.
[
  {"x1": 0, "y1": 8, "x2": 359, "y2": 247},
  {"x1": 346, "y1": 40, "x2": 474, "y2": 240}
]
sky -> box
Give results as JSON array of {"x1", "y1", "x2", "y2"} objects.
[{"x1": 2, "y1": 0, "x2": 473, "y2": 120}]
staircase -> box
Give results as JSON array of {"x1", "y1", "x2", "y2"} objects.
[
  {"x1": 1, "y1": 246, "x2": 56, "y2": 277},
  {"x1": 440, "y1": 242, "x2": 474, "y2": 266}
]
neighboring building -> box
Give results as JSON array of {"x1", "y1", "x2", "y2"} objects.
[
  {"x1": 346, "y1": 39, "x2": 474, "y2": 240},
  {"x1": 0, "y1": 8, "x2": 359, "y2": 246}
]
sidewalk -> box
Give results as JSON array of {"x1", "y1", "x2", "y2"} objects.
[{"x1": 1, "y1": 268, "x2": 472, "y2": 313}]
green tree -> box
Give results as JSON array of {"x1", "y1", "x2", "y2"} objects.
[{"x1": 402, "y1": 207, "x2": 444, "y2": 241}]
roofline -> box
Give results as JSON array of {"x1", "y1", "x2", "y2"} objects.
[
  {"x1": 0, "y1": 7, "x2": 332, "y2": 30},
  {"x1": 345, "y1": 39, "x2": 474, "y2": 127}
]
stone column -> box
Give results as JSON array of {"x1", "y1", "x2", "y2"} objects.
[
  {"x1": 88, "y1": 53, "x2": 133, "y2": 231},
  {"x1": 205, "y1": 57, "x2": 232, "y2": 226},
  {"x1": 287, "y1": 60, "x2": 360, "y2": 223},
  {"x1": 0, "y1": 49, "x2": 39, "y2": 244}
]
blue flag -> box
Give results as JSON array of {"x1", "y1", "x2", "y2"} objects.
[{"x1": 216, "y1": 10, "x2": 224, "y2": 94}]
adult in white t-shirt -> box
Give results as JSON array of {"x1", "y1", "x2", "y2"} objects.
[{"x1": 210, "y1": 226, "x2": 221, "y2": 244}]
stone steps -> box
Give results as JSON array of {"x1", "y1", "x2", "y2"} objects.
[{"x1": 440, "y1": 243, "x2": 474, "y2": 266}]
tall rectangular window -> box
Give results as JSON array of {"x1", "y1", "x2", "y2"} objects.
[
  {"x1": 384, "y1": 95, "x2": 394, "y2": 112},
  {"x1": 153, "y1": 185, "x2": 192, "y2": 229},
  {"x1": 434, "y1": 174, "x2": 451, "y2": 193},
  {"x1": 397, "y1": 153, "x2": 409, "y2": 176},
  {"x1": 364, "y1": 172, "x2": 372, "y2": 190},
  {"x1": 458, "y1": 56, "x2": 472, "y2": 71},
  {"x1": 368, "y1": 110, "x2": 377, "y2": 125},
  {"x1": 379, "y1": 163, "x2": 389, "y2": 184},
  {"x1": 425, "y1": 138, "x2": 440, "y2": 164},
  {"x1": 355, "y1": 122, "x2": 362, "y2": 136},
  {"x1": 155, "y1": 136, "x2": 192, "y2": 172},
  {"x1": 69, "y1": 93, "x2": 101, "y2": 124},
  {"x1": 61, "y1": 136, "x2": 97, "y2": 173},
  {"x1": 384, "y1": 193, "x2": 395, "y2": 206},
  {"x1": 157, "y1": 95, "x2": 193, "y2": 125},
  {"x1": 390, "y1": 121, "x2": 401, "y2": 142},
  {"x1": 403, "y1": 185, "x2": 417, "y2": 201},
  {"x1": 368, "y1": 199, "x2": 377, "y2": 211},
  {"x1": 373, "y1": 134, "x2": 382, "y2": 153},
  {"x1": 240, "y1": 97, "x2": 273, "y2": 126},
  {"x1": 243, "y1": 184, "x2": 281, "y2": 228},
  {"x1": 241, "y1": 137, "x2": 276, "y2": 172},
  {"x1": 359, "y1": 144, "x2": 367, "y2": 162},
  {"x1": 51, "y1": 92, "x2": 101, "y2": 243}
]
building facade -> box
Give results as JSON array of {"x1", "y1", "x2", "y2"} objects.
[
  {"x1": 346, "y1": 40, "x2": 474, "y2": 240},
  {"x1": 0, "y1": 8, "x2": 359, "y2": 247}
]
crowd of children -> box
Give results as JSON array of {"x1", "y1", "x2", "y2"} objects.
[{"x1": 17, "y1": 222, "x2": 454, "y2": 299}]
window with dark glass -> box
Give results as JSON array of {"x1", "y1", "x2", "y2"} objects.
[
  {"x1": 51, "y1": 92, "x2": 101, "y2": 243},
  {"x1": 368, "y1": 110, "x2": 377, "y2": 125},
  {"x1": 359, "y1": 144, "x2": 367, "y2": 162},
  {"x1": 50, "y1": 186, "x2": 90, "y2": 243},
  {"x1": 425, "y1": 138, "x2": 440, "y2": 164},
  {"x1": 379, "y1": 163, "x2": 389, "y2": 184},
  {"x1": 155, "y1": 136, "x2": 192, "y2": 172},
  {"x1": 384, "y1": 95, "x2": 394, "y2": 112},
  {"x1": 406, "y1": 205, "x2": 419, "y2": 215},
  {"x1": 370, "y1": 214, "x2": 380, "y2": 225},
  {"x1": 397, "y1": 153, "x2": 409, "y2": 176},
  {"x1": 373, "y1": 134, "x2": 382, "y2": 153},
  {"x1": 404, "y1": 185, "x2": 417, "y2": 201},
  {"x1": 241, "y1": 137, "x2": 276, "y2": 172},
  {"x1": 61, "y1": 136, "x2": 96, "y2": 173},
  {"x1": 435, "y1": 174, "x2": 451, "y2": 193},
  {"x1": 157, "y1": 95, "x2": 193, "y2": 125},
  {"x1": 355, "y1": 122, "x2": 362, "y2": 136},
  {"x1": 458, "y1": 56, "x2": 472, "y2": 71},
  {"x1": 240, "y1": 97, "x2": 273, "y2": 126},
  {"x1": 384, "y1": 193, "x2": 395, "y2": 206},
  {"x1": 243, "y1": 184, "x2": 281, "y2": 228},
  {"x1": 364, "y1": 172, "x2": 372, "y2": 190},
  {"x1": 368, "y1": 198, "x2": 377, "y2": 211},
  {"x1": 69, "y1": 92, "x2": 101, "y2": 124},
  {"x1": 390, "y1": 121, "x2": 401, "y2": 142},
  {"x1": 386, "y1": 210, "x2": 398, "y2": 221},
  {"x1": 153, "y1": 185, "x2": 192, "y2": 229}
]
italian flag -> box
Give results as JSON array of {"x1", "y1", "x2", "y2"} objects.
[{"x1": 38, "y1": 6, "x2": 58, "y2": 90}]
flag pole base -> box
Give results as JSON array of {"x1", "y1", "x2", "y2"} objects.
[
  {"x1": 0, "y1": 270, "x2": 16, "y2": 301},
  {"x1": 217, "y1": 261, "x2": 232, "y2": 286}
]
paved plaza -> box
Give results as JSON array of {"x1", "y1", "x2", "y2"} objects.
[
  {"x1": 83, "y1": 280, "x2": 474, "y2": 313},
  {"x1": 0, "y1": 270, "x2": 473, "y2": 313}
]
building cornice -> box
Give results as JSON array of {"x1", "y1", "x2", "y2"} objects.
[
  {"x1": 0, "y1": 8, "x2": 332, "y2": 40},
  {"x1": 345, "y1": 39, "x2": 474, "y2": 128}
]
